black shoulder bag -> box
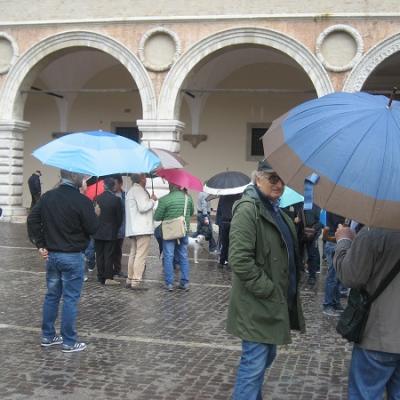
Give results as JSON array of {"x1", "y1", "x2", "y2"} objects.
[{"x1": 336, "y1": 258, "x2": 400, "y2": 343}]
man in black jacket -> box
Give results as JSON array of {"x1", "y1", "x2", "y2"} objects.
[
  {"x1": 93, "y1": 177, "x2": 123, "y2": 286},
  {"x1": 27, "y1": 169, "x2": 98, "y2": 353},
  {"x1": 28, "y1": 170, "x2": 42, "y2": 209}
]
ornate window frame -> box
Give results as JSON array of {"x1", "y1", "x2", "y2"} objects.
[
  {"x1": 316, "y1": 24, "x2": 363, "y2": 72},
  {"x1": 139, "y1": 27, "x2": 181, "y2": 72}
]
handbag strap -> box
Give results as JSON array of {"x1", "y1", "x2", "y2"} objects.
[
  {"x1": 183, "y1": 194, "x2": 188, "y2": 218},
  {"x1": 368, "y1": 258, "x2": 400, "y2": 304}
]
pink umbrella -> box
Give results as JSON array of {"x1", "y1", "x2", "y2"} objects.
[{"x1": 157, "y1": 168, "x2": 203, "y2": 192}]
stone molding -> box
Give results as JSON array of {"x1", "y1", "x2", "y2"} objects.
[
  {"x1": 343, "y1": 32, "x2": 400, "y2": 92},
  {"x1": 0, "y1": 30, "x2": 157, "y2": 121},
  {"x1": 316, "y1": 24, "x2": 363, "y2": 72},
  {"x1": 0, "y1": 120, "x2": 30, "y2": 220},
  {"x1": 0, "y1": 32, "x2": 19, "y2": 74},
  {"x1": 158, "y1": 27, "x2": 334, "y2": 119},
  {"x1": 138, "y1": 27, "x2": 181, "y2": 72},
  {"x1": 137, "y1": 119, "x2": 185, "y2": 152}
]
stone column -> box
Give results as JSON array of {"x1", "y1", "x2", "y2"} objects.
[
  {"x1": 0, "y1": 120, "x2": 30, "y2": 221},
  {"x1": 137, "y1": 119, "x2": 185, "y2": 152},
  {"x1": 137, "y1": 119, "x2": 185, "y2": 196}
]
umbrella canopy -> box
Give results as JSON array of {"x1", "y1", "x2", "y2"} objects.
[
  {"x1": 279, "y1": 186, "x2": 304, "y2": 208},
  {"x1": 157, "y1": 168, "x2": 203, "y2": 192},
  {"x1": 203, "y1": 171, "x2": 250, "y2": 195},
  {"x1": 85, "y1": 179, "x2": 105, "y2": 200},
  {"x1": 32, "y1": 130, "x2": 160, "y2": 176},
  {"x1": 149, "y1": 148, "x2": 187, "y2": 169},
  {"x1": 263, "y1": 91, "x2": 400, "y2": 229}
]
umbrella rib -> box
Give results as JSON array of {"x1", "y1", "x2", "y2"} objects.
[{"x1": 287, "y1": 111, "x2": 384, "y2": 212}]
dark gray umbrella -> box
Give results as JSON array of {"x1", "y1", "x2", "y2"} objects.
[{"x1": 204, "y1": 171, "x2": 250, "y2": 195}]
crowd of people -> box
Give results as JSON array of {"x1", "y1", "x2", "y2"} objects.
[{"x1": 25, "y1": 163, "x2": 399, "y2": 399}]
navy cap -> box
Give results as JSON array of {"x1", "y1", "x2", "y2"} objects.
[{"x1": 257, "y1": 159, "x2": 274, "y2": 173}]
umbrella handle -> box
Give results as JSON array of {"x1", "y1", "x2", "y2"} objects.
[
  {"x1": 388, "y1": 87, "x2": 398, "y2": 108},
  {"x1": 151, "y1": 176, "x2": 154, "y2": 195}
]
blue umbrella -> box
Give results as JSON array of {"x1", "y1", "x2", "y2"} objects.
[
  {"x1": 279, "y1": 186, "x2": 304, "y2": 208},
  {"x1": 33, "y1": 130, "x2": 160, "y2": 176},
  {"x1": 263, "y1": 91, "x2": 400, "y2": 229}
]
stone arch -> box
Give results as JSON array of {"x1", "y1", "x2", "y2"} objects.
[
  {"x1": 343, "y1": 32, "x2": 400, "y2": 92},
  {"x1": 158, "y1": 27, "x2": 334, "y2": 119},
  {"x1": 0, "y1": 30, "x2": 157, "y2": 121}
]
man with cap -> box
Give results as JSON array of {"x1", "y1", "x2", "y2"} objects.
[
  {"x1": 227, "y1": 159, "x2": 305, "y2": 399},
  {"x1": 28, "y1": 170, "x2": 42, "y2": 209}
]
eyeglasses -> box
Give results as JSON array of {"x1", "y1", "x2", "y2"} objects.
[{"x1": 267, "y1": 174, "x2": 284, "y2": 185}]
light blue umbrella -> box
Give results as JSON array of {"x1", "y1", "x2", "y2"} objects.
[
  {"x1": 33, "y1": 130, "x2": 160, "y2": 176},
  {"x1": 263, "y1": 91, "x2": 400, "y2": 228},
  {"x1": 279, "y1": 186, "x2": 304, "y2": 208}
]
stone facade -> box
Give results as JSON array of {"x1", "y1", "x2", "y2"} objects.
[{"x1": 0, "y1": 2, "x2": 399, "y2": 219}]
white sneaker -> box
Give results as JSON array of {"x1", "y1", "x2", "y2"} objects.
[{"x1": 62, "y1": 342, "x2": 87, "y2": 353}]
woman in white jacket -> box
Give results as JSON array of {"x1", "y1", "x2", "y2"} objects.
[{"x1": 125, "y1": 173, "x2": 157, "y2": 290}]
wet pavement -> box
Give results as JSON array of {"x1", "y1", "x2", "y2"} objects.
[{"x1": 0, "y1": 222, "x2": 351, "y2": 399}]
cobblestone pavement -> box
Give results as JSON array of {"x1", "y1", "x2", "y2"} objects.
[{"x1": 0, "y1": 222, "x2": 351, "y2": 399}]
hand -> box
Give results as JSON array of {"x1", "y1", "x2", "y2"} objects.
[
  {"x1": 335, "y1": 224, "x2": 355, "y2": 242},
  {"x1": 151, "y1": 193, "x2": 158, "y2": 201},
  {"x1": 94, "y1": 204, "x2": 101, "y2": 216},
  {"x1": 204, "y1": 217, "x2": 209, "y2": 225},
  {"x1": 38, "y1": 248, "x2": 48, "y2": 260},
  {"x1": 294, "y1": 216, "x2": 301, "y2": 224}
]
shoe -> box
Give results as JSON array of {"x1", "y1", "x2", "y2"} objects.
[
  {"x1": 41, "y1": 335, "x2": 63, "y2": 347},
  {"x1": 84, "y1": 275, "x2": 88, "y2": 282},
  {"x1": 322, "y1": 307, "x2": 341, "y2": 317},
  {"x1": 178, "y1": 283, "x2": 190, "y2": 291},
  {"x1": 131, "y1": 282, "x2": 149, "y2": 291},
  {"x1": 104, "y1": 279, "x2": 120, "y2": 286},
  {"x1": 165, "y1": 284, "x2": 174, "y2": 292},
  {"x1": 62, "y1": 342, "x2": 87, "y2": 353},
  {"x1": 316, "y1": 268, "x2": 321, "y2": 274},
  {"x1": 114, "y1": 272, "x2": 127, "y2": 279},
  {"x1": 125, "y1": 282, "x2": 132, "y2": 289},
  {"x1": 334, "y1": 304, "x2": 345, "y2": 313}
]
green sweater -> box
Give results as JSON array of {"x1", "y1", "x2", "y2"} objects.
[{"x1": 154, "y1": 189, "x2": 194, "y2": 230}]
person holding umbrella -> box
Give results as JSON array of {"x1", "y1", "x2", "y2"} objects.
[
  {"x1": 227, "y1": 160, "x2": 305, "y2": 399},
  {"x1": 27, "y1": 169, "x2": 99, "y2": 353}
]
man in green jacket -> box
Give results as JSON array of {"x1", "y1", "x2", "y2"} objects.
[
  {"x1": 154, "y1": 184, "x2": 194, "y2": 291},
  {"x1": 227, "y1": 160, "x2": 305, "y2": 400}
]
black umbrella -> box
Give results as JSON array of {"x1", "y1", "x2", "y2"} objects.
[{"x1": 204, "y1": 171, "x2": 250, "y2": 195}]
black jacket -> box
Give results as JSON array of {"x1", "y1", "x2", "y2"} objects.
[
  {"x1": 93, "y1": 191, "x2": 123, "y2": 241},
  {"x1": 28, "y1": 174, "x2": 41, "y2": 195},
  {"x1": 27, "y1": 183, "x2": 98, "y2": 252}
]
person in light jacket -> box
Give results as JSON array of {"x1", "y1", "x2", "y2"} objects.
[
  {"x1": 125, "y1": 173, "x2": 157, "y2": 290},
  {"x1": 334, "y1": 225, "x2": 400, "y2": 400}
]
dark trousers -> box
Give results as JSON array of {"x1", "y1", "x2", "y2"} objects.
[
  {"x1": 95, "y1": 240, "x2": 116, "y2": 283},
  {"x1": 112, "y1": 238, "x2": 124, "y2": 274},
  {"x1": 30, "y1": 193, "x2": 41, "y2": 209},
  {"x1": 219, "y1": 221, "x2": 231, "y2": 265},
  {"x1": 305, "y1": 237, "x2": 320, "y2": 279}
]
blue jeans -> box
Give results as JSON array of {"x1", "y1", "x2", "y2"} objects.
[
  {"x1": 42, "y1": 252, "x2": 84, "y2": 346},
  {"x1": 163, "y1": 235, "x2": 190, "y2": 286},
  {"x1": 233, "y1": 340, "x2": 277, "y2": 400},
  {"x1": 323, "y1": 241, "x2": 341, "y2": 308},
  {"x1": 349, "y1": 345, "x2": 400, "y2": 400},
  {"x1": 84, "y1": 238, "x2": 95, "y2": 270}
]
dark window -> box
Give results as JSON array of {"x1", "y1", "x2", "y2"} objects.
[
  {"x1": 115, "y1": 126, "x2": 140, "y2": 143},
  {"x1": 250, "y1": 127, "x2": 269, "y2": 156}
]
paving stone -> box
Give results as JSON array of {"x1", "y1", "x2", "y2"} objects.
[{"x1": 0, "y1": 222, "x2": 350, "y2": 399}]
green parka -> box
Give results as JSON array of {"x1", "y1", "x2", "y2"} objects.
[{"x1": 226, "y1": 185, "x2": 305, "y2": 345}]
